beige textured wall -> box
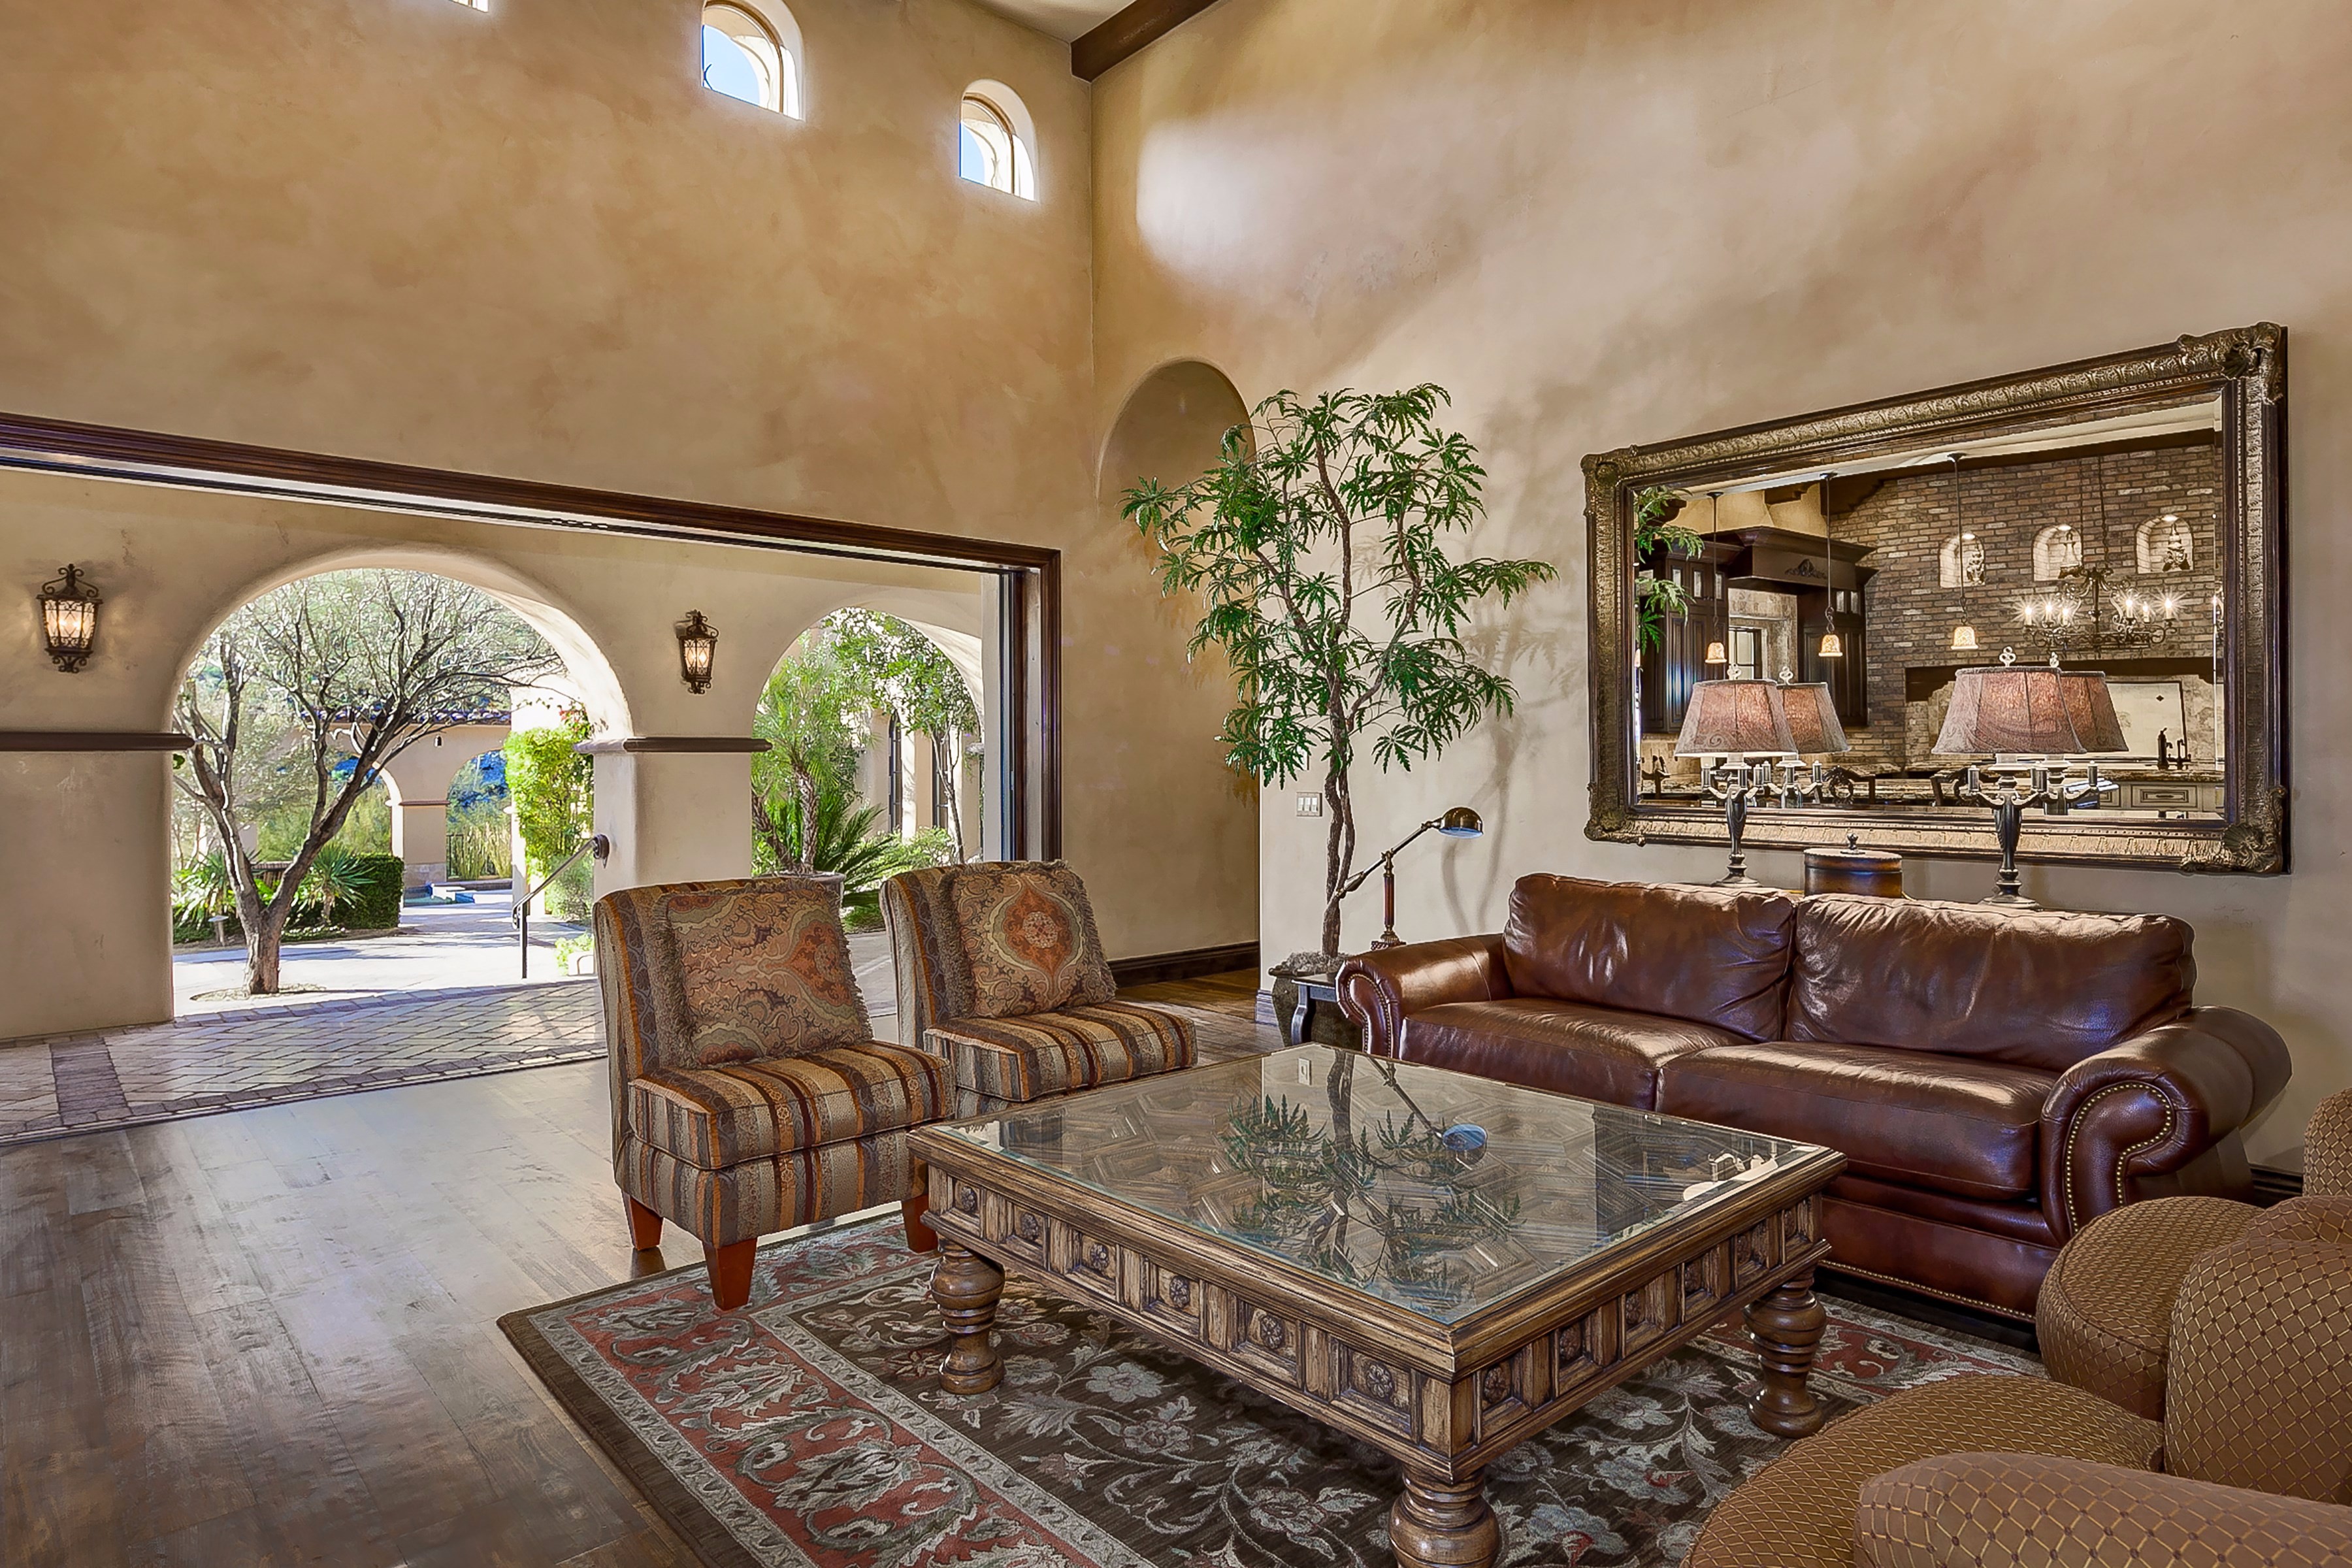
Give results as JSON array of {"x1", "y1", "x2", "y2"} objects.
[
  {"x1": 0, "y1": 0, "x2": 1260, "y2": 1037},
  {"x1": 1094, "y1": 0, "x2": 2352, "y2": 1166}
]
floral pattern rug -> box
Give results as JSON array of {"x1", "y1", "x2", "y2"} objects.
[{"x1": 502, "y1": 1219, "x2": 2037, "y2": 1568}]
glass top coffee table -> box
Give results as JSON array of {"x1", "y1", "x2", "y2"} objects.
[{"x1": 909, "y1": 1045, "x2": 1845, "y2": 1568}]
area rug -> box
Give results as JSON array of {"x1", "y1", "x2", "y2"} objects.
[{"x1": 502, "y1": 1220, "x2": 2037, "y2": 1568}]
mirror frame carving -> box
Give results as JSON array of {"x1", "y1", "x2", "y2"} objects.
[{"x1": 1583, "y1": 323, "x2": 2287, "y2": 875}]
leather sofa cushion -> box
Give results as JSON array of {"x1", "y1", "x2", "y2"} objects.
[
  {"x1": 1789, "y1": 895, "x2": 2194, "y2": 1072},
  {"x1": 1502, "y1": 875, "x2": 1795, "y2": 1040},
  {"x1": 1659, "y1": 1040, "x2": 2057, "y2": 1200},
  {"x1": 1401, "y1": 998, "x2": 1737, "y2": 1109}
]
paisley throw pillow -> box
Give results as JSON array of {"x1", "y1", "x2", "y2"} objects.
[
  {"x1": 949, "y1": 862, "x2": 1117, "y2": 1019},
  {"x1": 661, "y1": 881, "x2": 872, "y2": 1064}
]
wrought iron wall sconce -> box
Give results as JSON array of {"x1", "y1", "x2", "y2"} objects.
[
  {"x1": 40, "y1": 564, "x2": 102, "y2": 672},
  {"x1": 674, "y1": 610, "x2": 717, "y2": 693}
]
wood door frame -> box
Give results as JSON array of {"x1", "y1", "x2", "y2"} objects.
[{"x1": 0, "y1": 408, "x2": 1062, "y2": 858}]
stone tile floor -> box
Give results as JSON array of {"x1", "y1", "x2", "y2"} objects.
[{"x1": 0, "y1": 981, "x2": 607, "y2": 1147}]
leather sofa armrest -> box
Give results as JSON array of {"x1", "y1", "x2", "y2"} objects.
[
  {"x1": 2040, "y1": 1005, "x2": 2290, "y2": 1240},
  {"x1": 1334, "y1": 936, "x2": 1511, "y2": 1058},
  {"x1": 1856, "y1": 1454, "x2": 2352, "y2": 1568}
]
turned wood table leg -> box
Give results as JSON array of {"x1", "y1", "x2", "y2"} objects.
[
  {"x1": 1388, "y1": 1469, "x2": 1499, "y2": 1568},
  {"x1": 932, "y1": 1245, "x2": 1004, "y2": 1395},
  {"x1": 1746, "y1": 1266, "x2": 1829, "y2": 1438}
]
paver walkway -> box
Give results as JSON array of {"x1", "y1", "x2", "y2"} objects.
[{"x1": 0, "y1": 981, "x2": 606, "y2": 1147}]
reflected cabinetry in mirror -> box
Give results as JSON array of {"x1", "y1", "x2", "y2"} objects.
[{"x1": 1589, "y1": 324, "x2": 2286, "y2": 874}]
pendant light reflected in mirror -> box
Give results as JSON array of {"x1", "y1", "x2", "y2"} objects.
[
  {"x1": 1816, "y1": 472, "x2": 1843, "y2": 659},
  {"x1": 1947, "y1": 453, "x2": 1978, "y2": 653},
  {"x1": 1702, "y1": 491, "x2": 1729, "y2": 666}
]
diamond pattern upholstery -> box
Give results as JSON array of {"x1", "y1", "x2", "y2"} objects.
[
  {"x1": 2035, "y1": 1194, "x2": 2259, "y2": 1418},
  {"x1": 1855, "y1": 1453, "x2": 2352, "y2": 1567},
  {"x1": 2308, "y1": 1088, "x2": 2352, "y2": 1197},
  {"x1": 1685, "y1": 1376, "x2": 2163, "y2": 1568},
  {"x1": 2164, "y1": 1195, "x2": 2352, "y2": 1501}
]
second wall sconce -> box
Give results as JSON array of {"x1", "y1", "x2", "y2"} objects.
[
  {"x1": 41, "y1": 564, "x2": 103, "y2": 672},
  {"x1": 675, "y1": 610, "x2": 718, "y2": 693}
]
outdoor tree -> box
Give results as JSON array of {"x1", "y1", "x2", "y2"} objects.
[
  {"x1": 751, "y1": 630, "x2": 867, "y2": 872},
  {"x1": 1124, "y1": 385, "x2": 1557, "y2": 958},
  {"x1": 829, "y1": 608, "x2": 982, "y2": 860},
  {"x1": 175, "y1": 570, "x2": 560, "y2": 994},
  {"x1": 506, "y1": 706, "x2": 596, "y2": 921}
]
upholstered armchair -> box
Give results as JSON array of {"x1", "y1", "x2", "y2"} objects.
[
  {"x1": 881, "y1": 860, "x2": 1195, "y2": 1109},
  {"x1": 1688, "y1": 1088, "x2": 2352, "y2": 1568},
  {"x1": 596, "y1": 875, "x2": 951, "y2": 1311}
]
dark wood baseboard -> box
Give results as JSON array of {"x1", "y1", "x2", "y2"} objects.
[
  {"x1": 2251, "y1": 1164, "x2": 2304, "y2": 1205},
  {"x1": 1109, "y1": 942, "x2": 1257, "y2": 988},
  {"x1": 1816, "y1": 1268, "x2": 2039, "y2": 1355}
]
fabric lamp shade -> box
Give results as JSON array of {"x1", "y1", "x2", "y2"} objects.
[
  {"x1": 1933, "y1": 666, "x2": 2091, "y2": 755},
  {"x1": 2058, "y1": 670, "x2": 2129, "y2": 753},
  {"x1": 1774, "y1": 682, "x2": 1850, "y2": 755},
  {"x1": 1674, "y1": 679, "x2": 1798, "y2": 757}
]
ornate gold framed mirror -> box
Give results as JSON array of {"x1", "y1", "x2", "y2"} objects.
[{"x1": 1583, "y1": 323, "x2": 2286, "y2": 874}]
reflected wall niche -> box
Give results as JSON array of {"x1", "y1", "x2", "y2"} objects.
[{"x1": 1584, "y1": 324, "x2": 2287, "y2": 875}]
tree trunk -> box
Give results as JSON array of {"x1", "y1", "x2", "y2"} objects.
[
  {"x1": 1320, "y1": 762, "x2": 1353, "y2": 958},
  {"x1": 792, "y1": 760, "x2": 818, "y2": 873},
  {"x1": 233, "y1": 883, "x2": 285, "y2": 994},
  {"x1": 934, "y1": 730, "x2": 966, "y2": 862}
]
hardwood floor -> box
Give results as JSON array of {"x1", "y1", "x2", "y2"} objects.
[{"x1": 0, "y1": 973, "x2": 1278, "y2": 1567}]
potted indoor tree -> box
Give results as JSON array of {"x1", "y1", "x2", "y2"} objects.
[{"x1": 1124, "y1": 385, "x2": 1556, "y2": 975}]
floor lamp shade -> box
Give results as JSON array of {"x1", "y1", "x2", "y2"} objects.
[
  {"x1": 1673, "y1": 679, "x2": 1797, "y2": 757},
  {"x1": 1933, "y1": 665, "x2": 2125, "y2": 755}
]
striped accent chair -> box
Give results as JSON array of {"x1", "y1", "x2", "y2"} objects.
[
  {"x1": 881, "y1": 861, "x2": 1197, "y2": 1113},
  {"x1": 596, "y1": 875, "x2": 949, "y2": 1310}
]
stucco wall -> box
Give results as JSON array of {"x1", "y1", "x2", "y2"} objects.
[
  {"x1": 1092, "y1": 0, "x2": 2352, "y2": 1166},
  {"x1": 0, "y1": 0, "x2": 1260, "y2": 1036}
]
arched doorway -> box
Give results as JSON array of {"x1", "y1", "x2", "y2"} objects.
[
  {"x1": 169, "y1": 563, "x2": 622, "y2": 1011},
  {"x1": 751, "y1": 602, "x2": 992, "y2": 1021}
]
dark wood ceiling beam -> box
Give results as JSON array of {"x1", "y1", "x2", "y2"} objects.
[{"x1": 1072, "y1": 0, "x2": 1224, "y2": 81}]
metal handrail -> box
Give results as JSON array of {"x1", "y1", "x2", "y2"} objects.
[{"x1": 517, "y1": 834, "x2": 610, "y2": 977}]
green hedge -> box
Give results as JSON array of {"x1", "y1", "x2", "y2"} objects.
[{"x1": 338, "y1": 853, "x2": 404, "y2": 930}]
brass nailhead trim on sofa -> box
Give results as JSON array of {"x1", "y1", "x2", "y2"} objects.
[{"x1": 2061, "y1": 1081, "x2": 2181, "y2": 1233}]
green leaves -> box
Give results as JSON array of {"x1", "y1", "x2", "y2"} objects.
[
  {"x1": 1122, "y1": 384, "x2": 1555, "y2": 789},
  {"x1": 1124, "y1": 384, "x2": 1556, "y2": 953}
]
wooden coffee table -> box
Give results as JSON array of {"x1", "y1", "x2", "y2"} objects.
[{"x1": 912, "y1": 1045, "x2": 1845, "y2": 1568}]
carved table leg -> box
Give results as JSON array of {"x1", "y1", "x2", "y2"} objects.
[
  {"x1": 932, "y1": 1244, "x2": 1005, "y2": 1395},
  {"x1": 1746, "y1": 1266, "x2": 1828, "y2": 1438},
  {"x1": 1388, "y1": 1469, "x2": 1499, "y2": 1568}
]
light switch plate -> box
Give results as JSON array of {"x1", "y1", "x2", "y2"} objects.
[{"x1": 1296, "y1": 793, "x2": 1324, "y2": 817}]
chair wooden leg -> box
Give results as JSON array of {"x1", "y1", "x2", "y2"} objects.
[
  {"x1": 902, "y1": 1194, "x2": 939, "y2": 1255},
  {"x1": 625, "y1": 1197, "x2": 664, "y2": 1249},
  {"x1": 704, "y1": 1238, "x2": 757, "y2": 1311}
]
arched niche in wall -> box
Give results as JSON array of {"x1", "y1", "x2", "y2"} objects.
[{"x1": 1098, "y1": 360, "x2": 1251, "y2": 517}]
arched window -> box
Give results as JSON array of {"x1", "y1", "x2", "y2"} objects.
[
  {"x1": 702, "y1": 1, "x2": 801, "y2": 118},
  {"x1": 2033, "y1": 523, "x2": 2083, "y2": 581},
  {"x1": 958, "y1": 82, "x2": 1036, "y2": 200},
  {"x1": 1938, "y1": 532, "x2": 1985, "y2": 588},
  {"x1": 2137, "y1": 513, "x2": 2193, "y2": 574}
]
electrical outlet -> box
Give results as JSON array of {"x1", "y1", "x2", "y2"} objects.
[{"x1": 1296, "y1": 792, "x2": 1324, "y2": 817}]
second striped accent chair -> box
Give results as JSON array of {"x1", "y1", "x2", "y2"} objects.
[
  {"x1": 881, "y1": 860, "x2": 1198, "y2": 1114},
  {"x1": 596, "y1": 875, "x2": 947, "y2": 1311}
]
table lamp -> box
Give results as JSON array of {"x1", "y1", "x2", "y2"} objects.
[
  {"x1": 1932, "y1": 652, "x2": 2126, "y2": 906},
  {"x1": 1345, "y1": 806, "x2": 1484, "y2": 949},
  {"x1": 1673, "y1": 679, "x2": 1852, "y2": 886}
]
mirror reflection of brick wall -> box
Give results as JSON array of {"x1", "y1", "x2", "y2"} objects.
[{"x1": 1830, "y1": 436, "x2": 2222, "y2": 769}]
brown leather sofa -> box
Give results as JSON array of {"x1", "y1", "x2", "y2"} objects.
[{"x1": 1335, "y1": 876, "x2": 2291, "y2": 1317}]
